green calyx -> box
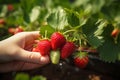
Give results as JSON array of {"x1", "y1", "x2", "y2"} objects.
[{"x1": 74, "y1": 51, "x2": 88, "y2": 59}]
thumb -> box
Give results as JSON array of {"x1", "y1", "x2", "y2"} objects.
[{"x1": 16, "y1": 49, "x2": 50, "y2": 64}]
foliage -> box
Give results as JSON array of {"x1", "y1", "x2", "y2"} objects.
[
  {"x1": 14, "y1": 73, "x2": 46, "y2": 80},
  {"x1": 1, "y1": 0, "x2": 120, "y2": 63}
]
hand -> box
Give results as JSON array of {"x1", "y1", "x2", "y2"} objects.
[{"x1": 0, "y1": 31, "x2": 50, "y2": 73}]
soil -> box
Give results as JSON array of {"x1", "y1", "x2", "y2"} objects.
[{"x1": 0, "y1": 57, "x2": 120, "y2": 80}]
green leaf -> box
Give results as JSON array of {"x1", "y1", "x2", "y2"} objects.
[
  {"x1": 89, "y1": 0, "x2": 105, "y2": 14},
  {"x1": 0, "y1": 5, "x2": 7, "y2": 17},
  {"x1": 73, "y1": 0, "x2": 106, "y2": 14},
  {"x1": 31, "y1": 75, "x2": 46, "y2": 80},
  {"x1": 94, "y1": 19, "x2": 108, "y2": 36},
  {"x1": 98, "y1": 39, "x2": 119, "y2": 63},
  {"x1": 14, "y1": 73, "x2": 29, "y2": 80},
  {"x1": 72, "y1": 0, "x2": 89, "y2": 7},
  {"x1": 113, "y1": 9, "x2": 120, "y2": 26},
  {"x1": 98, "y1": 25, "x2": 120, "y2": 62},
  {"x1": 117, "y1": 35, "x2": 120, "y2": 61},
  {"x1": 20, "y1": 0, "x2": 33, "y2": 23},
  {"x1": 82, "y1": 17, "x2": 104, "y2": 48},
  {"x1": 5, "y1": 8, "x2": 24, "y2": 25},
  {"x1": 20, "y1": 0, "x2": 42, "y2": 23},
  {"x1": 29, "y1": 6, "x2": 41, "y2": 22},
  {"x1": 101, "y1": 0, "x2": 120, "y2": 22},
  {"x1": 37, "y1": 7, "x2": 48, "y2": 23},
  {"x1": 47, "y1": 7, "x2": 68, "y2": 30},
  {"x1": 40, "y1": 25, "x2": 55, "y2": 38},
  {"x1": 65, "y1": 8, "x2": 80, "y2": 27}
]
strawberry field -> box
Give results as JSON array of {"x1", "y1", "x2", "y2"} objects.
[{"x1": 0, "y1": 0, "x2": 120, "y2": 80}]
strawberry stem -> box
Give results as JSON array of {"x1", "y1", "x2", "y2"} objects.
[
  {"x1": 63, "y1": 29, "x2": 76, "y2": 35},
  {"x1": 45, "y1": 30, "x2": 48, "y2": 39},
  {"x1": 79, "y1": 38, "x2": 82, "y2": 49}
]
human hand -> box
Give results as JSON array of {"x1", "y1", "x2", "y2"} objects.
[{"x1": 0, "y1": 31, "x2": 50, "y2": 73}]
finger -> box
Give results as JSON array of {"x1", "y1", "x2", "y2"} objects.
[
  {"x1": 11, "y1": 31, "x2": 40, "y2": 46},
  {"x1": 27, "y1": 31, "x2": 40, "y2": 39},
  {"x1": 14, "y1": 31, "x2": 40, "y2": 39},
  {"x1": 34, "y1": 40, "x2": 40, "y2": 44},
  {"x1": 24, "y1": 44, "x2": 33, "y2": 51},
  {"x1": 16, "y1": 49, "x2": 50, "y2": 64},
  {"x1": 24, "y1": 31, "x2": 40, "y2": 46}
]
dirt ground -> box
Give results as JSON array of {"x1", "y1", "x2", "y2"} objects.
[{"x1": 0, "y1": 58, "x2": 120, "y2": 80}]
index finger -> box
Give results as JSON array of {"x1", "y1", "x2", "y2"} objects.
[{"x1": 28, "y1": 31, "x2": 41, "y2": 39}]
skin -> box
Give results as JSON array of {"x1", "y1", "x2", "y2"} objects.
[{"x1": 0, "y1": 31, "x2": 50, "y2": 73}]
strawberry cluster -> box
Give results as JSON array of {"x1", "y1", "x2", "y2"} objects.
[
  {"x1": 32, "y1": 32, "x2": 76, "y2": 64},
  {"x1": 32, "y1": 32, "x2": 89, "y2": 69}
]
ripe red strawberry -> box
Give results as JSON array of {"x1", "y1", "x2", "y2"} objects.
[
  {"x1": 8, "y1": 28, "x2": 15, "y2": 34},
  {"x1": 14, "y1": 27, "x2": 24, "y2": 34},
  {"x1": 37, "y1": 39, "x2": 51, "y2": 56},
  {"x1": 74, "y1": 56, "x2": 89, "y2": 69},
  {"x1": 32, "y1": 47, "x2": 40, "y2": 52},
  {"x1": 61, "y1": 42, "x2": 76, "y2": 59},
  {"x1": 51, "y1": 32, "x2": 66, "y2": 50},
  {"x1": 111, "y1": 28, "x2": 120, "y2": 38}
]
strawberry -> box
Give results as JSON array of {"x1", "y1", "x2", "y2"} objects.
[
  {"x1": 37, "y1": 39, "x2": 51, "y2": 56},
  {"x1": 111, "y1": 28, "x2": 120, "y2": 38},
  {"x1": 74, "y1": 56, "x2": 88, "y2": 69},
  {"x1": 50, "y1": 50, "x2": 60, "y2": 64},
  {"x1": 7, "y1": 4, "x2": 14, "y2": 11},
  {"x1": 74, "y1": 52, "x2": 89, "y2": 69},
  {"x1": 51, "y1": 32, "x2": 66, "y2": 50},
  {"x1": 14, "y1": 27, "x2": 24, "y2": 34},
  {"x1": 32, "y1": 47, "x2": 40, "y2": 52},
  {"x1": 0, "y1": 19, "x2": 5, "y2": 25},
  {"x1": 61, "y1": 42, "x2": 76, "y2": 59},
  {"x1": 8, "y1": 26, "x2": 24, "y2": 35},
  {"x1": 8, "y1": 28, "x2": 15, "y2": 34}
]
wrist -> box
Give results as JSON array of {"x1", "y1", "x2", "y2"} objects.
[
  {"x1": 0, "y1": 41, "x2": 4, "y2": 54},
  {"x1": 0, "y1": 41, "x2": 11, "y2": 62}
]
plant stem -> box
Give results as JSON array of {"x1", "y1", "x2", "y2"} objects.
[
  {"x1": 45, "y1": 30, "x2": 47, "y2": 39},
  {"x1": 63, "y1": 29, "x2": 76, "y2": 35}
]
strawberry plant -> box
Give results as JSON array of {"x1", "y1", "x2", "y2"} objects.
[
  {"x1": 1, "y1": 0, "x2": 120, "y2": 79},
  {"x1": 0, "y1": 0, "x2": 120, "y2": 63}
]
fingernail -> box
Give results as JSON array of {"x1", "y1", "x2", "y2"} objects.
[{"x1": 40, "y1": 55, "x2": 50, "y2": 64}]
